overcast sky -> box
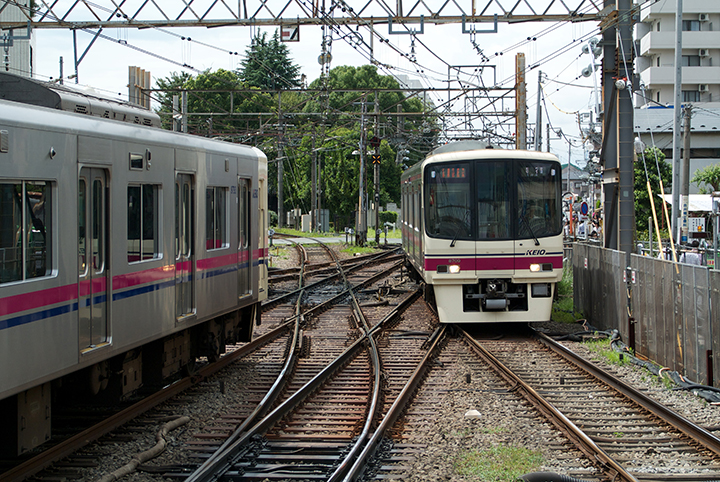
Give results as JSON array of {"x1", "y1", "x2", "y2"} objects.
[{"x1": 34, "y1": 17, "x2": 601, "y2": 164}]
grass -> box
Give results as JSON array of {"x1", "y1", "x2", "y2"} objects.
[
  {"x1": 341, "y1": 245, "x2": 378, "y2": 256},
  {"x1": 583, "y1": 337, "x2": 629, "y2": 366},
  {"x1": 272, "y1": 227, "x2": 401, "y2": 239},
  {"x1": 454, "y1": 445, "x2": 543, "y2": 481},
  {"x1": 551, "y1": 266, "x2": 584, "y2": 324}
]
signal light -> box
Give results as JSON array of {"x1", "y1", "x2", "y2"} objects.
[{"x1": 371, "y1": 154, "x2": 381, "y2": 165}]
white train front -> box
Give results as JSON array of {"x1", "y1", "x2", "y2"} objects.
[
  {"x1": 401, "y1": 141, "x2": 563, "y2": 323},
  {"x1": 0, "y1": 73, "x2": 268, "y2": 456}
]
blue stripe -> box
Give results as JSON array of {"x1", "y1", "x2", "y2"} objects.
[
  {"x1": 2, "y1": 262, "x2": 265, "y2": 329},
  {"x1": 0, "y1": 302, "x2": 79, "y2": 330}
]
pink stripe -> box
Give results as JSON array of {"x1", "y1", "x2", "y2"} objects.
[
  {"x1": 92, "y1": 277, "x2": 106, "y2": 293},
  {"x1": 175, "y1": 260, "x2": 192, "y2": 272},
  {"x1": 424, "y1": 255, "x2": 562, "y2": 272},
  {"x1": 197, "y1": 253, "x2": 237, "y2": 271},
  {"x1": 113, "y1": 265, "x2": 175, "y2": 289},
  {"x1": 476, "y1": 257, "x2": 515, "y2": 270},
  {"x1": 0, "y1": 283, "x2": 78, "y2": 317}
]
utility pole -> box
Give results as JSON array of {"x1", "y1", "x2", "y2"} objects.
[
  {"x1": 681, "y1": 104, "x2": 692, "y2": 244},
  {"x1": 515, "y1": 53, "x2": 527, "y2": 150},
  {"x1": 277, "y1": 93, "x2": 284, "y2": 228},
  {"x1": 311, "y1": 132, "x2": 317, "y2": 231},
  {"x1": 671, "y1": 0, "x2": 684, "y2": 242},
  {"x1": 546, "y1": 123, "x2": 551, "y2": 152},
  {"x1": 357, "y1": 94, "x2": 367, "y2": 246},
  {"x1": 374, "y1": 94, "x2": 381, "y2": 245},
  {"x1": 534, "y1": 70, "x2": 543, "y2": 151},
  {"x1": 617, "y1": 0, "x2": 635, "y2": 257}
]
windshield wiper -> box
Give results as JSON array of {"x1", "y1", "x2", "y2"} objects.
[
  {"x1": 520, "y1": 215, "x2": 540, "y2": 246},
  {"x1": 450, "y1": 210, "x2": 470, "y2": 248}
]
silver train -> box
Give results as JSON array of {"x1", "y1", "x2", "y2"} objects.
[
  {"x1": 0, "y1": 74, "x2": 268, "y2": 455},
  {"x1": 401, "y1": 141, "x2": 563, "y2": 323}
]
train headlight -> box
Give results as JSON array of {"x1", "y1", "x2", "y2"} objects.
[
  {"x1": 449, "y1": 264, "x2": 461, "y2": 274},
  {"x1": 530, "y1": 264, "x2": 541, "y2": 272}
]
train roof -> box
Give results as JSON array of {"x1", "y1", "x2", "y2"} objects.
[
  {"x1": 429, "y1": 140, "x2": 494, "y2": 155},
  {"x1": 0, "y1": 97, "x2": 265, "y2": 162},
  {"x1": 0, "y1": 72, "x2": 161, "y2": 128}
]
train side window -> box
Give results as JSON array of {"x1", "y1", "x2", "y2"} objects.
[
  {"x1": 0, "y1": 181, "x2": 52, "y2": 283},
  {"x1": 206, "y1": 187, "x2": 228, "y2": 250},
  {"x1": 127, "y1": 184, "x2": 160, "y2": 263}
]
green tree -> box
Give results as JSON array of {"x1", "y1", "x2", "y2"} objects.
[
  {"x1": 692, "y1": 163, "x2": 720, "y2": 193},
  {"x1": 154, "y1": 69, "x2": 275, "y2": 137},
  {"x1": 238, "y1": 31, "x2": 301, "y2": 90},
  {"x1": 635, "y1": 146, "x2": 672, "y2": 233},
  {"x1": 154, "y1": 71, "x2": 193, "y2": 130}
]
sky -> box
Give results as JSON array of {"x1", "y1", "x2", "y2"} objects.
[{"x1": 32, "y1": 15, "x2": 602, "y2": 165}]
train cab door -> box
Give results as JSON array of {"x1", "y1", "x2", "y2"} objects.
[
  {"x1": 175, "y1": 173, "x2": 196, "y2": 320},
  {"x1": 78, "y1": 167, "x2": 109, "y2": 352},
  {"x1": 237, "y1": 177, "x2": 251, "y2": 299}
]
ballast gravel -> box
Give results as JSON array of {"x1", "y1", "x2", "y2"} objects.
[{"x1": 45, "y1": 248, "x2": 720, "y2": 481}]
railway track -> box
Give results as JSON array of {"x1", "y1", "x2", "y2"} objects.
[
  {"x1": 2, "y1": 239, "x2": 405, "y2": 482},
  {"x1": 463, "y1": 327, "x2": 720, "y2": 481},
  {"x1": 9, "y1": 247, "x2": 720, "y2": 482}
]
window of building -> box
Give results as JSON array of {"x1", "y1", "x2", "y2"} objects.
[
  {"x1": 682, "y1": 90, "x2": 700, "y2": 102},
  {"x1": 657, "y1": 56, "x2": 661, "y2": 67},
  {"x1": 682, "y1": 20, "x2": 700, "y2": 31},
  {"x1": 127, "y1": 184, "x2": 160, "y2": 262},
  {"x1": 682, "y1": 55, "x2": 701, "y2": 66},
  {"x1": 206, "y1": 187, "x2": 228, "y2": 250},
  {"x1": 656, "y1": 21, "x2": 660, "y2": 31},
  {"x1": 0, "y1": 181, "x2": 52, "y2": 283},
  {"x1": 657, "y1": 91, "x2": 661, "y2": 103}
]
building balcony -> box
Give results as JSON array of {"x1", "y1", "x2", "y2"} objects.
[
  {"x1": 640, "y1": 1, "x2": 720, "y2": 22},
  {"x1": 640, "y1": 66, "x2": 720, "y2": 86},
  {"x1": 640, "y1": 31, "x2": 720, "y2": 55}
]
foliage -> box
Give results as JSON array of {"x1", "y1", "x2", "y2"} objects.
[
  {"x1": 268, "y1": 210, "x2": 278, "y2": 227},
  {"x1": 238, "y1": 31, "x2": 301, "y2": 90},
  {"x1": 692, "y1": 163, "x2": 720, "y2": 194},
  {"x1": 155, "y1": 60, "x2": 440, "y2": 228},
  {"x1": 379, "y1": 211, "x2": 398, "y2": 224},
  {"x1": 635, "y1": 146, "x2": 672, "y2": 234},
  {"x1": 341, "y1": 245, "x2": 378, "y2": 256},
  {"x1": 584, "y1": 337, "x2": 629, "y2": 365},
  {"x1": 454, "y1": 445, "x2": 543, "y2": 481},
  {"x1": 551, "y1": 266, "x2": 583, "y2": 323},
  {"x1": 153, "y1": 69, "x2": 274, "y2": 136}
]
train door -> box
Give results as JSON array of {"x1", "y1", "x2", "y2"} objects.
[
  {"x1": 175, "y1": 173, "x2": 195, "y2": 320},
  {"x1": 237, "y1": 177, "x2": 251, "y2": 298},
  {"x1": 78, "y1": 167, "x2": 109, "y2": 352}
]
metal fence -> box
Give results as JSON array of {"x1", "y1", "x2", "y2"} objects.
[{"x1": 572, "y1": 243, "x2": 720, "y2": 388}]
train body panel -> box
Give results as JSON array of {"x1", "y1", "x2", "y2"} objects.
[
  {"x1": 0, "y1": 97, "x2": 268, "y2": 414},
  {"x1": 401, "y1": 141, "x2": 563, "y2": 324}
]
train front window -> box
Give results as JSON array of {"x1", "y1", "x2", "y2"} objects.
[
  {"x1": 517, "y1": 162, "x2": 561, "y2": 239},
  {"x1": 476, "y1": 162, "x2": 510, "y2": 239},
  {"x1": 425, "y1": 163, "x2": 472, "y2": 241}
]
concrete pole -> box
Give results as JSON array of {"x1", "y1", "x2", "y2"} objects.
[
  {"x1": 617, "y1": 0, "x2": 635, "y2": 257},
  {"x1": 602, "y1": 0, "x2": 618, "y2": 250},
  {"x1": 311, "y1": 133, "x2": 317, "y2": 232},
  {"x1": 671, "y1": 0, "x2": 684, "y2": 243},
  {"x1": 515, "y1": 53, "x2": 527, "y2": 149},
  {"x1": 277, "y1": 93, "x2": 284, "y2": 228},
  {"x1": 374, "y1": 95, "x2": 380, "y2": 245},
  {"x1": 357, "y1": 94, "x2": 367, "y2": 246},
  {"x1": 681, "y1": 104, "x2": 692, "y2": 244},
  {"x1": 534, "y1": 70, "x2": 542, "y2": 151}
]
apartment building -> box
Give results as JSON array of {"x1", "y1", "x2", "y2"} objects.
[{"x1": 635, "y1": 1, "x2": 720, "y2": 194}]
